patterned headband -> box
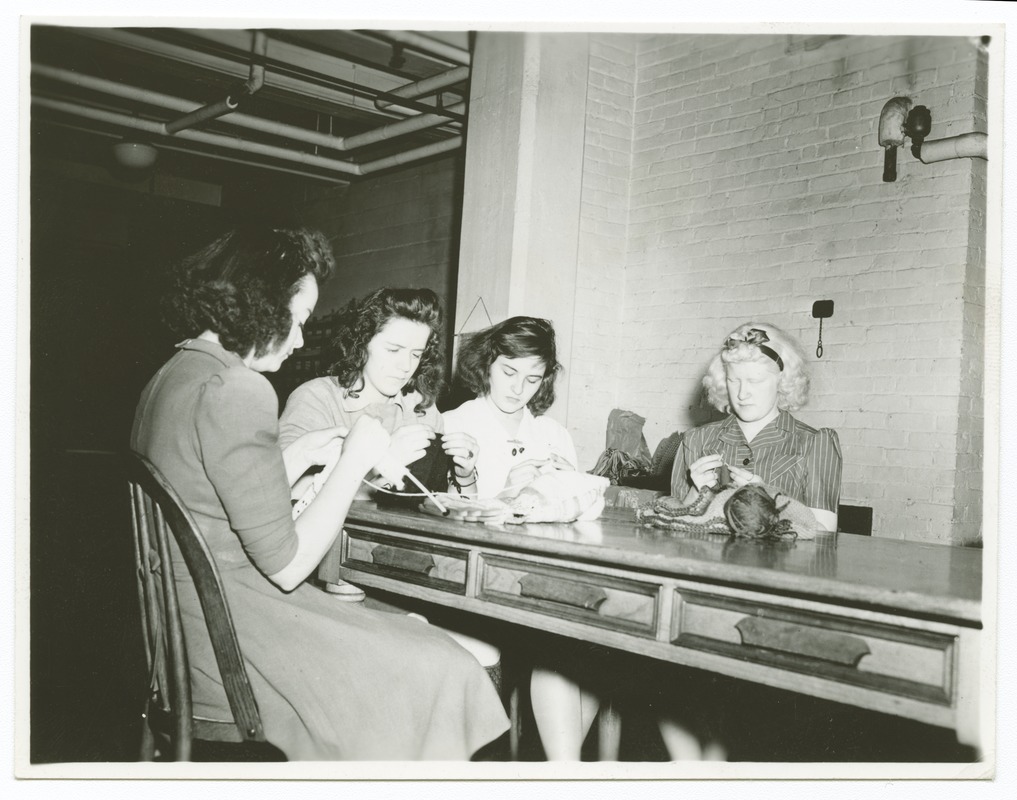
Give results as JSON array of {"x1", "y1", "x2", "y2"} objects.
[{"x1": 724, "y1": 328, "x2": 784, "y2": 371}]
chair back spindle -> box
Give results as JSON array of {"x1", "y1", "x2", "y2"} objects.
[{"x1": 125, "y1": 451, "x2": 268, "y2": 760}]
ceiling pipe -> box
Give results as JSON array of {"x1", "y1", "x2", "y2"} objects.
[
  {"x1": 342, "y1": 103, "x2": 465, "y2": 149},
  {"x1": 374, "y1": 65, "x2": 470, "y2": 111},
  {"x1": 35, "y1": 64, "x2": 462, "y2": 152},
  {"x1": 165, "y1": 31, "x2": 268, "y2": 135},
  {"x1": 34, "y1": 96, "x2": 462, "y2": 177},
  {"x1": 359, "y1": 136, "x2": 462, "y2": 174},
  {"x1": 371, "y1": 31, "x2": 471, "y2": 65},
  {"x1": 164, "y1": 96, "x2": 240, "y2": 136},
  {"x1": 43, "y1": 118, "x2": 350, "y2": 184},
  {"x1": 177, "y1": 27, "x2": 466, "y2": 121},
  {"x1": 152, "y1": 141, "x2": 350, "y2": 184},
  {"x1": 35, "y1": 96, "x2": 358, "y2": 175},
  {"x1": 81, "y1": 27, "x2": 468, "y2": 129},
  {"x1": 372, "y1": 91, "x2": 466, "y2": 121},
  {"x1": 70, "y1": 28, "x2": 450, "y2": 125}
]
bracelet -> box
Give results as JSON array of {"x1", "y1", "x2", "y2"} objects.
[{"x1": 450, "y1": 468, "x2": 478, "y2": 491}]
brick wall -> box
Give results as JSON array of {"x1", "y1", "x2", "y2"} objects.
[
  {"x1": 953, "y1": 47, "x2": 989, "y2": 546},
  {"x1": 569, "y1": 35, "x2": 640, "y2": 463},
  {"x1": 269, "y1": 156, "x2": 463, "y2": 400},
  {"x1": 570, "y1": 34, "x2": 987, "y2": 544},
  {"x1": 300, "y1": 156, "x2": 464, "y2": 317}
]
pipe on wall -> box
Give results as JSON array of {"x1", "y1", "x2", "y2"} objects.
[{"x1": 917, "y1": 132, "x2": 988, "y2": 164}]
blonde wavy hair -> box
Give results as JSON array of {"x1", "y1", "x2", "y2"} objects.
[{"x1": 702, "y1": 322, "x2": 810, "y2": 413}]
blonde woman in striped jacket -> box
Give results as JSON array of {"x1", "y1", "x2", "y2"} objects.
[{"x1": 659, "y1": 321, "x2": 843, "y2": 760}]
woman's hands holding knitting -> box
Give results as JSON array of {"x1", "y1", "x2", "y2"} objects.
[
  {"x1": 386, "y1": 423, "x2": 436, "y2": 469},
  {"x1": 726, "y1": 464, "x2": 765, "y2": 489},
  {"x1": 688, "y1": 454, "x2": 724, "y2": 491},
  {"x1": 363, "y1": 422, "x2": 436, "y2": 488},
  {"x1": 340, "y1": 416, "x2": 394, "y2": 476},
  {"x1": 689, "y1": 455, "x2": 765, "y2": 492},
  {"x1": 441, "y1": 431, "x2": 479, "y2": 480},
  {"x1": 282, "y1": 426, "x2": 348, "y2": 487},
  {"x1": 506, "y1": 460, "x2": 540, "y2": 488}
]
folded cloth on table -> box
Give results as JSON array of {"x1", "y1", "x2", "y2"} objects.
[
  {"x1": 499, "y1": 470, "x2": 609, "y2": 524},
  {"x1": 637, "y1": 484, "x2": 819, "y2": 540}
]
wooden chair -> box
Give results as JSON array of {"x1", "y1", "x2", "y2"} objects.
[{"x1": 125, "y1": 451, "x2": 277, "y2": 761}]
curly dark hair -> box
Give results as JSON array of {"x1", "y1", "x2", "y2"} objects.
[
  {"x1": 454, "y1": 316, "x2": 562, "y2": 416},
  {"x1": 162, "y1": 226, "x2": 335, "y2": 358},
  {"x1": 327, "y1": 288, "x2": 446, "y2": 414}
]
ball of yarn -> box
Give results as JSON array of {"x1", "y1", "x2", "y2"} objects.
[{"x1": 722, "y1": 484, "x2": 796, "y2": 541}]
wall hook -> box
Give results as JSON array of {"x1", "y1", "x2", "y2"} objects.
[{"x1": 812, "y1": 300, "x2": 834, "y2": 358}]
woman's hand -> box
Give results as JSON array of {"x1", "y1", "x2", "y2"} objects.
[
  {"x1": 725, "y1": 464, "x2": 765, "y2": 489},
  {"x1": 505, "y1": 458, "x2": 551, "y2": 491},
  {"x1": 548, "y1": 452, "x2": 575, "y2": 471},
  {"x1": 688, "y1": 453, "x2": 724, "y2": 491},
  {"x1": 365, "y1": 423, "x2": 436, "y2": 488},
  {"x1": 338, "y1": 415, "x2": 393, "y2": 476},
  {"x1": 282, "y1": 426, "x2": 348, "y2": 487},
  {"x1": 441, "y1": 431, "x2": 479, "y2": 478},
  {"x1": 387, "y1": 423, "x2": 437, "y2": 470}
]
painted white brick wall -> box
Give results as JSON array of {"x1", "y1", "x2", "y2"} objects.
[
  {"x1": 569, "y1": 35, "x2": 639, "y2": 464},
  {"x1": 572, "y1": 34, "x2": 986, "y2": 545}
]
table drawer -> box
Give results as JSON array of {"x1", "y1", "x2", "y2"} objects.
[
  {"x1": 672, "y1": 586, "x2": 957, "y2": 706},
  {"x1": 341, "y1": 528, "x2": 469, "y2": 594},
  {"x1": 478, "y1": 553, "x2": 659, "y2": 636}
]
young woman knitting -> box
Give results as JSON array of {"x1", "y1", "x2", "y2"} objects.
[
  {"x1": 444, "y1": 317, "x2": 607, "y2": 760},
  {"x1": 276, "y1": 287, "x2": 500, "y2": 672},
  {"x1": 657, "y1": 320, "x2": 842, "y2": 760},
  {"x1": 131, "y1": 228, "x2": 508, "y2": 759}
]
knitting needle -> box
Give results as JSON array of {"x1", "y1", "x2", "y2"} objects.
[{"x1": 402, "y1": 470, "x2": 450, "y2": 515}]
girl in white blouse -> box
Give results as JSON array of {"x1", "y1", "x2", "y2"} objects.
[
  {"x1": 443, "y1": 317, "x2": 577, "y2": 497},
  {"x1": 444, "y1": 317, "x2": 599, "y2": 760}
]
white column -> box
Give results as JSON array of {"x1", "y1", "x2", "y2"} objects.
[{"x1": 456, "y1": 32, "x2": 590, "y2": 423}]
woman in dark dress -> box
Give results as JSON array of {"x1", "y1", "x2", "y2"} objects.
[{"x1": 130, "y1": 226, "x2": 508, "y2": 760}]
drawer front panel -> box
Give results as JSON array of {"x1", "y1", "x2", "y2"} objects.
[
  {"x1": 478, "y1": 554, "x2": 659, "y2": 636},
  {"x1": 672, "y1": 588, "x2": 956, "y2": 705},
  {"x1": 342, "y1": 528, "x2": 468, "y2": 594}
]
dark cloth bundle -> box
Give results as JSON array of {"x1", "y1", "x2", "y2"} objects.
[
  {"x1": 616, "y1": 430, "x2": 685, "y2": 492},
  {"x1": 589, "y1": 409, "x2": 654, "y2": 485},
  {"x1": 589, "y1": 447, "x2": 652, "y2": 485}
]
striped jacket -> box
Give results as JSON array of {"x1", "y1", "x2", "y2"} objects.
[{"x1": 670, "y1": 410, "x2": 842, "y2": 512}]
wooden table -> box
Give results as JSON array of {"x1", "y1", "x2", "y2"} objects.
[{"x1": 321, "y1": 502, "x2": 983, "y2": 750}]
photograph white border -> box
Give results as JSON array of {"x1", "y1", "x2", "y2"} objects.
[{"x1": 7, "y1": 0, "x2": 1014, "y2": 796}]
